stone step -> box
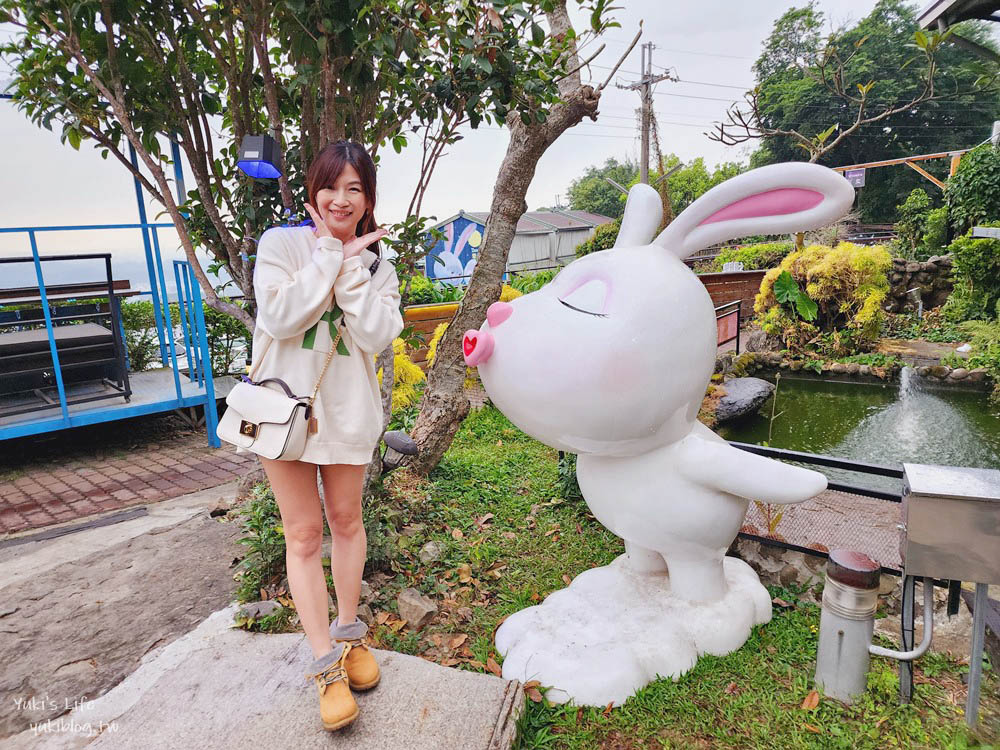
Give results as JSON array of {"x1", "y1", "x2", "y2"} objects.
[{"x1": 9, "y1": 604, "x2": 523, "y2": 750}]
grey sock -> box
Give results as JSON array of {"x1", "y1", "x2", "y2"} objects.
[
  {"x1": 330, "y1": 617, "x2": 367, "y2": 641},
  {"x1": 308, "y1": 641, "x2": 347, "y2": 673}
]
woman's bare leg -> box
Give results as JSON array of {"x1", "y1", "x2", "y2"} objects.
[
  {"x1": 259, "y1": 457, "x2": 332, "y2": 659},
  {"x1": 319, "y1": 463, "x2": 367, "y2": 627}
]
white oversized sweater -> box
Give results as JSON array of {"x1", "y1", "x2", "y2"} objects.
[{"x1": 247, "y1": 225, "x2": 404, "y2": 465}]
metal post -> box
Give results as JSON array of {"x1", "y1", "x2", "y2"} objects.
[
  {"x1": 735, "y1": 300, "x2": 742, "y2": 354},
  {"x1": 149, "y1": 227, "x2": 184, "y2": 400},
  {"x1": 815, "y1": 549, "x2": 880, "y2": 703},
  {"x1": 639, "y1": 43, "x2": 649, "y2": 185},
  {"x1": 991, "y1": 121, "x2": 1000, "y2": 148},
  {"x1": 170, "y1": 137, "x2": 187, "y2": 210},
  {"x1": 899, "y1": 574, "x2": 915, "y2": 702},
  {"x1": 115, "y1": 294, "x2": 130, "y2": 373},
  {"x1": 130, "y1": 144, "x2": 169, "y2": 364},
  {"x1": 172, "y1": 262, "x2": 198, "y2": 384},
  {"x1": 181, "y1": 264, "x2": 203, "y2": 385},
  {"x1": 187, "y1": 262, "x2": 220, "y2": 447},
  {"x1": 966, "y1": 582, "x2": 988, "y2": 727},
  {"x1": 28, "y1": 231, "x2": 70, "y2": 422},
  {"x1": 104, "y1": 255, "x2": 131, "y2": 399}
]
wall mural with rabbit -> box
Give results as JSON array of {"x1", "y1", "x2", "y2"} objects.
[{"x1": 425, "y1": 214, "x2": 483, "y2": 285}]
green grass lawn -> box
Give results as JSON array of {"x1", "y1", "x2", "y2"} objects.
[{"x1": 241, "y1": 404, "x2": 998, "y2": 748}]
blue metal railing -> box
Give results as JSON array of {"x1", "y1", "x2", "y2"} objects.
[{"x1": 0, "y1": 222, "x2": 220, "y2": 447}]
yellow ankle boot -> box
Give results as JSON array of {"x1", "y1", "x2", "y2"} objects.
[
  {"x1": 304, "y1": 643, "x2": 359, "y2": 731},
  {"x1": 330, "y1": 618, "x2": 380, "y2": 690}
]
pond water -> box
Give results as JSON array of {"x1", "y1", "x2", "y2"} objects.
[{"x1": 716, "y1": 371, "x2": 1000, "y2": 493}]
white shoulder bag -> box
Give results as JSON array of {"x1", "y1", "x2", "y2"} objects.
[{"x1": 216, "y1": 328, "x2": 342, "y2": 461}]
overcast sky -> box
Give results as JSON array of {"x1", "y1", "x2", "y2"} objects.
[{"x1": 0, "y1": 1, "x2": 987, "y2": 290}]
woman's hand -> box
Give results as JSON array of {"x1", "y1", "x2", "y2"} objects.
[
  {"x1": 304, "y1": 202, "x2": 387, "y2": 259},
  {"x1": 343, "y1": 228, "x2": 388, "y2": 259},
  {"x1": 304, "y1": 202, "x2": 333, "y2": 239}
]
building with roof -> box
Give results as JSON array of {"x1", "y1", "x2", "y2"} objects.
[
  {"x1": 918, "y1": 0, "x2": 1000, "y2": 64},
  {"x1": 422, "y1": 208, "x2": 614, "y2": 284}
]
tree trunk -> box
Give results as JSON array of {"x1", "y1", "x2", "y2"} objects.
[
  {"x1": 405, "y1": 2, "x2": 599, "y2": 476},
  {"x1": 362, "y1": 342, "x2": 394, "y2": 496}
]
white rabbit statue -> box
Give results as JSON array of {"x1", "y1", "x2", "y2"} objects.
[{"x1": 461, "y1": 162, "x2": 856, "y2": 707}]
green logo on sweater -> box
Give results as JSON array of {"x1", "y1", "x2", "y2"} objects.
[{"x1": 301, "y1": 303, "x2": 350, "y2": 355}]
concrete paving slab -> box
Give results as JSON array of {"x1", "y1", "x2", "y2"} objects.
[
  {"x1": 0, "y1": 481, "x2": 239, "y2": 588},
  {"x1": 0, "y1": 482, "x2": 245, "y2": 740},
  {"x1": 6, "y1": 603, "x2": 523, "y2": 750}
]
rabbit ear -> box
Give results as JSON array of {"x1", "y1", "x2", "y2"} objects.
[
  {"x1": 614, "y1": 183, "x2": 663, "y2": 248},
  {"x1": 652, "y1": 162, "x2": 855, "y2": 259}
]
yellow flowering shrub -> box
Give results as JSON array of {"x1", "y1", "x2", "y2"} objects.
[
  {"x1": 376, "y1": 338, "x2": 426, "y2": 411},
  {"x1": 755, "y1": 242, "x2": 891, "y2": 352},
  {"x1": 499, "y1": 284, "x2": 523, "y2": 302},
  {"x1": 426, "y1": 322, "x2": 479, "y2": 389}
]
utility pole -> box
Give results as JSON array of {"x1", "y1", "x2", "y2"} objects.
[{"x1": 618, "y1": 42, "x2": 675, "y2": 184}]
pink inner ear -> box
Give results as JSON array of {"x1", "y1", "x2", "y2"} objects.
[{"x1": 698, "y1": 188, "x2": 824, "y2": 226}]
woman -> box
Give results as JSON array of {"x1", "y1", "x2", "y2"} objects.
[{"x1": 250, "y1": 140, "x2": 404, "y2": 731}]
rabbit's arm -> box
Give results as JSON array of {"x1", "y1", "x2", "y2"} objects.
[{"x1": 677, "y1": 434, "x2": 827, "y2": 504}]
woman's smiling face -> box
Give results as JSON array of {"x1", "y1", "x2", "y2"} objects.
[{"x1": 315, "y1": 164, "x2": 369, "y2": 242}]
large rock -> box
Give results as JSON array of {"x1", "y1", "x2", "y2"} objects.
[
  {"x1": 397, "y1": 587, "x2": 437, "y2": 630},
  {"x1": 236, "y1": 600, "x2": 282, "y2": 620},
  {"x1": 5, "y1": 605, "x2": 526, "y2": 750},
  {"x1": 714, "y1": 377, "x2": 775, "y2": 423},
  {"x1": 744, "y1": 328, "x2": 775, "y2": 353},
  {"x1": 968, "y1": 368, "x2": 989, "y2": 383},
  {"x1": 0, "y1": 484, "x2": 245, "y2": 740},
  {"x1": 419, "y1": 540, "x2": 444, "y2": 564}
]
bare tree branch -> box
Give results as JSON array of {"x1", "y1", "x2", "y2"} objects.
[
  {"x1": 707, "y1": 31, "x2": 956, "y2": 163},
  {"x1": 597, "y1": 26, "x2": 641, "y2": 92}
]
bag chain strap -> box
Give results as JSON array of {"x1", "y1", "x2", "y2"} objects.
[{"x1": 309, "y1": 329, "x2": 342, "y2": 404}]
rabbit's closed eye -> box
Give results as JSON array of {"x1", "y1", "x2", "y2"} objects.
[{"x1": 558, "y1": 277, "x2": 610, "y2": 317}]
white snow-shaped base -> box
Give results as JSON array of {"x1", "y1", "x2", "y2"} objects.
[{"x1": 494, "y1": 554, "x2": 772, "y2": 707}]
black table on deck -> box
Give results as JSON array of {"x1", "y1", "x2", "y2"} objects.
[{"x1": 0, "y1": 255, "x2": 138, "y2": 418}]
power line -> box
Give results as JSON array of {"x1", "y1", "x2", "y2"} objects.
[
  {"x1": 650, "y1": 89, "x2": 1000, "y2": 111},
  {"x1": 596, "y1": 111, "x2": 993, "y2": 129},
  {"x1": 675, "y1": 78, "x2": 754, "y2": 90},
  {"x1": 589, "y1": 62, "x2": 753, "y2": 90},
  {"x1": 599, "y1": 37, "x2": 753, "y2": 60},
  {"x1": 597, "y1": 112, "x2": 705, "y2": 121},
  {"x1": 471, "y1": 124, "x2": 984, "y2": 145}
]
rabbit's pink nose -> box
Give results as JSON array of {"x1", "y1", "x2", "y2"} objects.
[
  {"x1": 486, "y1": 301, "x2": 513, "y2": 328},
  {"x1": 463, "y1": 329, "x2": 494, "y2": 367}
]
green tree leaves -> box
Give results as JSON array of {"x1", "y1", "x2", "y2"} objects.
[
  {"x1": 1, "y1": 0, "x2": 620, "y2": 324},
  {"x1": 946, "y1": 144, "x2": 1000, "y2": 234},
  {"x1": 749, "y1": 0, "x2": 1000, "y2": 222},
  {"x1": 566, "y1": 157, "x2": 635, "y2": 218},
  {"x1": 565, "y1": 156, "x2": 745, "y2": 220}
]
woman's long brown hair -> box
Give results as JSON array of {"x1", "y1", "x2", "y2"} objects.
[{"x1": 305, "y1": 140, "x2": 380, "y2": 256}]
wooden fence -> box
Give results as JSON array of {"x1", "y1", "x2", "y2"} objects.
[
  {"x1": 404, "y1": 302, "x2": 460, "y2": 369},
  {"x1": 697, "y1": 270, "x2": 766, "y2": 323}
]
